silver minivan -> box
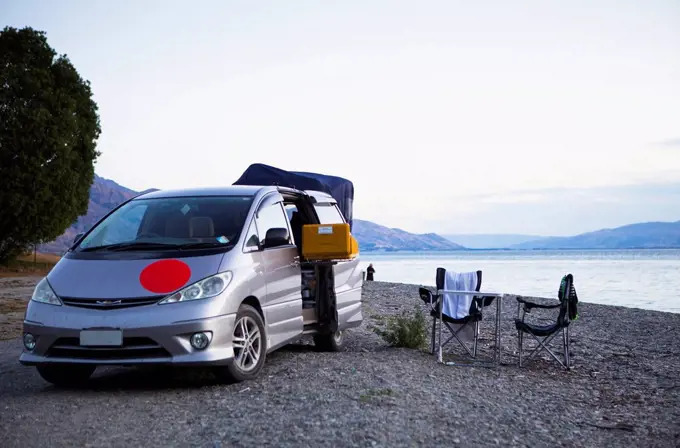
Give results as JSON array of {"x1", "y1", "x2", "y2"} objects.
[{"x1": 19, "y1": 185, "x2": 363, "y2": 386}]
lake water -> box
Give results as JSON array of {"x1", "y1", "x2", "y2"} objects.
[{"x1": 358, "y1": 249, "x2": 680, "y2": 313}]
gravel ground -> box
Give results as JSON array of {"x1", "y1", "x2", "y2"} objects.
[
  {"x1": 0, "y1": 278, "x2": 679, "y2": 447},
  {"x1": 0, "y1": 276, "x2": 39, "y2": 341}
]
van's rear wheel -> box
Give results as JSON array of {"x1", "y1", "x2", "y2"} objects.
[
  {"x1": 314, "y1": 330, "x2": 344, "y2": 352},
  {"x1": 213, "y1": 304, "x2": 266, "y2": 383},
  {"x1": 36, "y1": 364, "x2": 96, "y2": 387}
]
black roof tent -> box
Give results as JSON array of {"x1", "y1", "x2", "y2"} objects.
[{"x1": 233, "y1": 163, "x2": 354, "y2": 230}]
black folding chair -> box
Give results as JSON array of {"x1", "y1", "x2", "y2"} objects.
[
  {"x1": 418, "y1": 268, "x2": 496, "y2": 359},
  {"x1": 515, "y1": 274, "x2": 579, "y2": 370}
]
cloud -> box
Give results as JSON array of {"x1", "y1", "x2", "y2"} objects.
[
  {"x1": 478, "y1": 192, "x2": 546, "y2": 204},
  {"x1": 372, "y1": 181, "x2": 680, "y2": 236},
  {"x1": 654, "y1": 138, "x2": 680, "y2": 147}
]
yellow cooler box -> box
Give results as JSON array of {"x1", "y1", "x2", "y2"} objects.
[{"x1": 302, "y1": 223, "x2": 359, "y2": 261}]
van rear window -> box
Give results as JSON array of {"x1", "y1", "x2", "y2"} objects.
[{"x1": 314, "y1": 204, "x2": 345, "y2": 225}]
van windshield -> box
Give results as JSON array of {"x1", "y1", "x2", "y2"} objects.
[{"x1": 76, "y1": 196, "x2": 254, "y2": 252}]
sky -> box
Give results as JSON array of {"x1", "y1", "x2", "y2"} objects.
[{"x1": 3, "y1": 0, "x2": 680, "y2": 236}]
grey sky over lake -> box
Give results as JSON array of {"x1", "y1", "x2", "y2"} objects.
[{"x1": 4, "y1": 0, "x2": 679, "y2": 236}]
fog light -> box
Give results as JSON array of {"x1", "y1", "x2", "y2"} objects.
[
  {"x1": 23, "y1": 333, "x2": 36, "y2": 351},
  {"x1": 190, "y1": 332, "x2": 211, "y2": 350}
]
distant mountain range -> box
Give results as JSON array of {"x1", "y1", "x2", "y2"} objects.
[
  {"x1": 38, "y1": 175, "x2": 680, "y2": 254},
  {"x1": 39, "y1": 175, "x2": 464, "y2": 254},
  {"x1": 353, "y1": 220, "x2": 464, "y2": 252},
  {"x1": 442, "y1": 234, "x2": 547, "y2": 249},
  {"x1": 39, "y1": 176, "x2": 141, "y2": 254},
  {"x1": 508, "y1": 221, "x2": 680, "y2": 250}
]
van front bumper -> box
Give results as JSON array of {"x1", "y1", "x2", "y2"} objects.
[{"x1": 18, "y1": 305, "x2": 238, "y2": 367}]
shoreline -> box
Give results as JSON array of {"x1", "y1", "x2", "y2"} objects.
[
  {"x1": 356, "y1": 251, "x2": 680, "y2": 314},
  {"x1": 361, "y1": 247, "x2": 680, "y2": 253},
  {"x1": 366, "y1": 279, "x2": 680, "y2": 315}
]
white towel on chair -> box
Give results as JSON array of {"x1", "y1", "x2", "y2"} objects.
[{"x1": 442, "y1": 271, "x2": 478, "y2": 319}]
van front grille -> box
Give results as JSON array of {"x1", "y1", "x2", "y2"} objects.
[
  {"x1": 61, "y1": 296, "x2": 163, "y2": 310},
  {"x1": 46, "y1": 337, "x2": 171, "y2": 360}
]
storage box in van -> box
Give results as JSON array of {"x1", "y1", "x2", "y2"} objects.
[{"x1": 301, "y1": 223, "x2": 359, "y2": 261}]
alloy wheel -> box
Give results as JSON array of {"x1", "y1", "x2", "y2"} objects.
[{"x1": 232, "y1": 315, "x2": 262, "y2": 372}]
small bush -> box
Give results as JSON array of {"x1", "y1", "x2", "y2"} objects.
[
  {"x1": 359, "y1": 388, "x2": 395, "y2": 402},
  {"x1": 373, "y1": 306, "x2": 428, "y2": 349},
  {"x1": 0, "y1": 258, "x2": 55, "y2": 275}
]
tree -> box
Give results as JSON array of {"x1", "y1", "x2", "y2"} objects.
[{"x1": 0, "y1": 26, "x2": 101, "y2": 262}]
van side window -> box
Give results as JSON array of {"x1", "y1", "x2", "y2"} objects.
[
  {"x1": 284, "y1": 203, "x2": 303, "y2": 246},
  {"x1": 284, "y1": 204, "x2": 297, "y2": 221},
  {"x1": 314, "y1": 204, "x2": 344, "y2": 225},
  {"x1": 243, "y1": 218, "x2": 260, "y2": 250},
  {"x1": 256, "y1": 202, "x2": 291, "y2": 246}
]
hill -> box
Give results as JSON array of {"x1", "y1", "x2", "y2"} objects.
[
  {"x1": 38, "y1": 176, "x2": 464, "y2": 254},
  {"x1": 38, "y1": 175, "x2": 155, "y2": 254},
  {"x1": 442, "y1": 234, "x2": 548, "y2": 249},
  {"x1": 353, "y1": 219, "x2": 465, "y2": 252},
  {"x1": 511, "y1": 221, "x2": 680, "y2": 249}
]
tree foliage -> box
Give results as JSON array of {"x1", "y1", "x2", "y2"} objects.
[{"x1": 0, "y1": 26, "x2": 101, "y2": 262}]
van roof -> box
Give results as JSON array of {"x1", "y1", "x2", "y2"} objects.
[
  {"x1": 132, "y1": 185, "x2": 336, "y2": 203},
  {"x1": 134, "y1": 185, "x2": 273, "y2": 200}
]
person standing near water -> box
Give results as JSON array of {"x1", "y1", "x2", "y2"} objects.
[{"x1": 366, "y1": 263, "x2": 375, "y2": 281}]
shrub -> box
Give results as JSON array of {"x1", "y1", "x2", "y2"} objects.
[{"x1": 373, "y1": 306, "x2": 428, "y2": 349}]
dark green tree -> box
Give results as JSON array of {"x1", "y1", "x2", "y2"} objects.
[{"x1": 0, "y1": 26, "x2": 101, "y2": 262}]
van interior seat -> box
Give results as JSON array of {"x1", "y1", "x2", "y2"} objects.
[
  {"x1": 289, "y1": 211, "x2": 303, "y2": 247},
  {"x1": 190, "y1": 216, "x2": 215, "y2": 238},
  {"x1": 165, "y1": 215, "x2": 190, "y2": 238}
]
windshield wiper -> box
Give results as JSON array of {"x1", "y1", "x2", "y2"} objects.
[
  {"x1": 79, "y1": 242, "x2": 180, "y2": 252},
  {"x1": 80, "y1": 241, "x2": 233, "y2": 252},
  {"x1": 178, "y1": 242, "x2": 234, "y2": 250}
]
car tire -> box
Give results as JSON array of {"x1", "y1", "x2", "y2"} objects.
[
  {"x1": 213, "y1": 304, "x2": 266, "y2": 384},
  {"x1": 36, "y1": 364, "x2": 96, "y2": 387},
  {"x1": 313, "y1": 330, "x2": 344, "y2": 352}
]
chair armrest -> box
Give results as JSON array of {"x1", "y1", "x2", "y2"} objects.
[
  {"x1": 516, "y1": 296, "x2": 561, "y2": 311},
  {"x1": 477, "y1": 295, "x2": 496, "y2": 308},
  {"x1": 418, "y1": 287, "x2": 440, "y2": 311},
  {"x1": 525, "y1": 302, "x2": 561, "y2": 311}
]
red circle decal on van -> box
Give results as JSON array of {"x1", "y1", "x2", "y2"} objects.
[{"x1": 139, "y1": 259, "x2": 192, "y2": 294}]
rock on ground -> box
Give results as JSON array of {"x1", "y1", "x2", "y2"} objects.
[{"x1": 0, "y1": 279, "x2": 679, "y2": 447}]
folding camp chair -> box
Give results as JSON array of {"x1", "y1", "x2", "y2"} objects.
[
  {"x1": 515, "y1": 273, "x2": 579, "y2": 370},
  {"x1": 418, "y1": 268, "x2": 496, "y2": 360}
]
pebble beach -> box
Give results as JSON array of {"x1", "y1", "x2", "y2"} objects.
[{"x1": 0, "y1": 277, "x2": 679, "y2": 447}]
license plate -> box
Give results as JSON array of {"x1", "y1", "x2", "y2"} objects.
[{"x1": 79, "y1": 329, "x2": 123, "y2": 346}]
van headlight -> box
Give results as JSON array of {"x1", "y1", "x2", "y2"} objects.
[
  {"x1": 158, "y1": 272, "x2": 233, "y2": 305},
  {"x1": 31, "y1": 277, "x2": 63, "y2": 306}
]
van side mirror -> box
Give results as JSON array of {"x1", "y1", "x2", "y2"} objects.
[
  {"x1": 263, "y1": 228, "x2": 289, "y2": 249},
  {"x1": 73, "y1": 233, "x2": 84, "y2": 245}
]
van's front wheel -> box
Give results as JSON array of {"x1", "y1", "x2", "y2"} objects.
[
  {"x1": 314, "y1": 330, "x2": 344, "y2": 352},
  {"x1": 213, "y1": 304, "x2": 266, "y2": 383}
]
